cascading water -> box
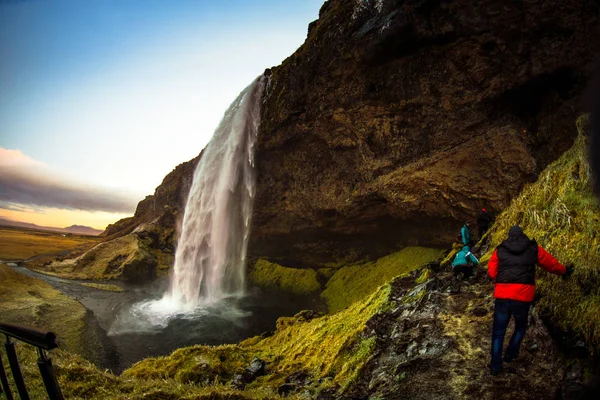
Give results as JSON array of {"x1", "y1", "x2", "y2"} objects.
[
  {"x1": 112, "y1": 76, "x2": 268, "y2": 331},
  {"x1": 162, "y1": 75, "x2": 266, "y2": 311},
  {"x1": 95, "y1": 75, "x2": 313, "y2": 367}
]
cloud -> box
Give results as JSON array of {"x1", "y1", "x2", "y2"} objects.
[
  {"x1": 0, "y1": 148, "x2": 45, "y2": 167},
  {"x1": 0, "y1": 147, "x2": 139, "y2": 213}
]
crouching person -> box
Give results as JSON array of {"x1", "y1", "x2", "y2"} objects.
[
  {"x1": 452, "y1": 245, "x2": 479, "y2": 279},
  {"x1": 487, "y1": 225, "x2": 574, "y2": 375}
]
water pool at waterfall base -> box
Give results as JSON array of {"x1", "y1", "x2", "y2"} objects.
[{"x1": 97, "y1": 284, "x2": 320, "y2": 374}]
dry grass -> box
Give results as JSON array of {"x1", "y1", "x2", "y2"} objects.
[
  {"x1": 0, "y1": 228, "x2": 100, "y2": 261},
  {"x1": 482, "y1": 116, "x2": 600, "y2": 351},
  {"x1": 0, "y1": 263, "x2": 87, "y2": 354}
]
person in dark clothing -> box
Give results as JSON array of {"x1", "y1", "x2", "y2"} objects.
[
  {"x1": 476, "y1": 208, "x2": 493, "y2": 238},
  {"x1": 487, "y1": 225, "x2": 574, "y2": 375},
  {"x1": 460, "y1": 221, "x2": 474, "y2": 248}
]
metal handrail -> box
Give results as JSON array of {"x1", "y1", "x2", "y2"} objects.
[
  {"x1": 0, "y1": 323, "x2": 64, "y2": 400},
  {"x1": 0, "y1": 324, "x2": 58, "y2": 351}
]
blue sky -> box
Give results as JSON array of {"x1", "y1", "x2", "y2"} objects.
[{"x1": 0, "y1": 0, "x2": 323, "y2": 228}]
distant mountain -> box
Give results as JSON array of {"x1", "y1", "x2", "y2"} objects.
[
  {"x1": 62, "y1": 225, "x2": 104, "y2": 235},
  {"x1": 0, "y1": 218, "x2": 103, "y2": 236}
]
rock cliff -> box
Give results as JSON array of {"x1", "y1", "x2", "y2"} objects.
[
  {"x1": 98, "y1": 0, "x2": 599, "y2": 275},
  {"x1": 250, "y1": 0, "x2": 600, "y2": 265}
]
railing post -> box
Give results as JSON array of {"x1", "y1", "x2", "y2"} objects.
[
  {"x1": 0, "y1": 350, "x2": 14, "y2": 400},
  {"x1": 4, "y1": 336, "x2": 29, "y2": 400},
  {"x1": 36, "y1": 349, "x2": 63, "y2": 400}
]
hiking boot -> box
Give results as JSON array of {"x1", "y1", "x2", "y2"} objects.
[{"x1": 490, "y1": 368, "x2": 502, "y2": 376}]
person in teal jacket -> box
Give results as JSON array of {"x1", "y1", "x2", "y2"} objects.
[
  {"x1": 461, "y1": 221, "x2": 474, "y2": 248},
  {"x1": 452, "y1": 245, "x2": 479, "y2": 278}
]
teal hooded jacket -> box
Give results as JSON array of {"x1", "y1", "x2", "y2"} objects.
[
  {"x1": 461, "y1": 224, "x2": 472, "y2": 245},
  {"x1": 452, "y1": 246, "x2": 479, "y2": 267}
]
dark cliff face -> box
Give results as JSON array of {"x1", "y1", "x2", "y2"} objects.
[{"x1": 250, "y1": 0, "x2": 600, "y2": 265}]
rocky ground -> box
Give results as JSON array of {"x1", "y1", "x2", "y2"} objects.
[
  {"x1": 349, "y1": 270, "x2": 564, "y2": 399},
  {"x1": 331, "y1": 266, "x2": 597, "y2": 400}
]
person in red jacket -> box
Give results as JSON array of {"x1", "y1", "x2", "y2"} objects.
[{"x1": 487, "y1": 225, "x2": 574, "y2": 375}]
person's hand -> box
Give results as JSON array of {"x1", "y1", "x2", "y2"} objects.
[{"x1": 563, "y1": 264, "x2": 575, "y2": 280}]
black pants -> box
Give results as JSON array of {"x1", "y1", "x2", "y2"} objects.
[{"x1": 453, "y1": 264, "x2": 474, "y2": 277}]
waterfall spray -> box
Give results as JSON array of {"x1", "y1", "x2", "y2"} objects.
[{"x1": 163, "y1": 76, "x2": 265, "y2": 311}]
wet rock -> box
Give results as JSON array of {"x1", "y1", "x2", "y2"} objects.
[
  {"x1": 231, "y1": 357, "x2": 266, "y2": 389},
  {"x1": 346, "y1": 269, "x2": 564, "y2": 399},
  {"x1": 527, "y1": 343, "x2": 540, "y2": 353},
  {"x1": 278, "y1": 371, "x2": 313, "y2": 396},
  {"x1": 246, "y1": 357, "x2": 266, "y2": 376}
]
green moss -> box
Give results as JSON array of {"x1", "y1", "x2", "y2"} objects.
[
  {"x1": 125, "y1": 344, "x2": 254, "y2": 385},
  {"x1": 1, "y1": 346, "x2": 279, "y2": 400},
  {"x1": 415, "y1": 268, "x2": 433, "y2": 284},
  {"x1": 248, "y1": 259, "x2": 321, "y2": 295},
  {"x1": 127, "y1": 282, "x2": 392, "y2": 395},
  {"x1": 321, "y1": 246, "x2": 444, "y2": 312},
  {"x1": 80, "y1": 283, "x2": 124, "y2": 292},
  {"x1": 483, "y1": 116, "x2": 600, "y2": 352},
  {"x1": 317, "y1": 267, "x2": 336, "y2": 280}
]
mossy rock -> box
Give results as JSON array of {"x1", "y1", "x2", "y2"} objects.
[
  {"x1": 321, "y1": 246, "x2": 444, "y2": 313},
  {"x1": 45, "y1": 233, "x2": 158, "y2": 281},
  {"x1": 248, "y1": 259, "x2": 321, "y2": 295}
]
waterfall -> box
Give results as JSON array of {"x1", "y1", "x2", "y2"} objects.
[{"x1": 163, "y1": 76, "x2": 265, "y2": 311}]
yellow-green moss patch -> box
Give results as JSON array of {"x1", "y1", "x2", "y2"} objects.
[
  {"x1": 321, "y1": 246, "x2": 444, "y2": 312},
  {"x1": 1, "y1": 346, "x2": 280, "y2": 400},
  {"x1": 80, "y1": 283, "x2": 124, "y2": 292},
  {"x1": 483, "y1": 116, "x2": 600, "y2": 351},
  {"x1": 248, "y1": 259, "x2": 321, "y2": 295}
]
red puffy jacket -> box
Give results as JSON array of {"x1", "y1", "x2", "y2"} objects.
[{"x1": 488, "y1": 246, "x2": 566, "y2": 302}]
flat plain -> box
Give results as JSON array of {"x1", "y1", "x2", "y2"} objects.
[{"x1": 0, "y1": 227, "x2": 101, "y2": 260}]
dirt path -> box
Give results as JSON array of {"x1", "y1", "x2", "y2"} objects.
[{"x1": 347, "y1": 270, "x2": 595, "y2": 399}]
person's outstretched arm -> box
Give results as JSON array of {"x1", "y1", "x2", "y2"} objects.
[
  {"x1": 537, "y1": 246, "x2": 566, "y2": 275},
  {"x1": 488, "y1": 249, "x2": 499, "y2": 280}
]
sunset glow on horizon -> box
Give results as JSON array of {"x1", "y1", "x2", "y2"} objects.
[{"x1": 0, "y1": 0, "x2": 323, "y2": 230}]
